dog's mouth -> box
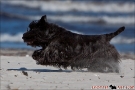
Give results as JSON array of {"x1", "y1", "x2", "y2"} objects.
[
  {"x1": 23, "y1": 39, "x2": 46, "y2": 50},
  {"x1": 26, "y1": 41, "x2": 37, "y2": 47},
  {"x1": 22, "y1": 36, "x2": 40, "y2": 48},
  {"x1": 25, "y1": 41, "x2": 34, "y2": 45},
  {"x1": 22, "y1": 30, "x2": 47, "y2": 49}
]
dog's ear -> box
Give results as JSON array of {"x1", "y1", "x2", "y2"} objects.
[{"x1": 40, "y1": 15, "x2": 47, "y2": 23}]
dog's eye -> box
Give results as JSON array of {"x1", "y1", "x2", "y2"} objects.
[{"x1": 29, "y1": 21, "x2": 38, "y2": 28}]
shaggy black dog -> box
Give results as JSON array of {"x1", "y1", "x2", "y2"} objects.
[{"x1": 22, "y1": 15, "x2": 125, "y2": 73}]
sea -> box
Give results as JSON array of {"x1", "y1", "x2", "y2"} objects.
[{"x1": 0, "y1": 0, "x2": 135, "y2": 53}]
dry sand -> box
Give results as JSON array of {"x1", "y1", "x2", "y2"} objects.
[{"x1": 0, "y1": 51, "x2": 135, "y2": 90}]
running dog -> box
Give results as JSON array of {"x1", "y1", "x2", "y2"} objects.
[{"x1": 22, "y1": 15, "x2": 125, "y2": 73}]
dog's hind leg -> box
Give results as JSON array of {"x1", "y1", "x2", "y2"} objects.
[{"x1": 87, "y1": 44, "x2": 120, "y2": 73}]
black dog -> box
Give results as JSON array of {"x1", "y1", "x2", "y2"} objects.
[{"x1": 22, "y1": 15, "x2": 125, "y2": 72}]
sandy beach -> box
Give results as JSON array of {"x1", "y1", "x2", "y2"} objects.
[
  {"x1": 0, "y1": 49, "x2": 134, "y2": 90},
  {"x1": 1, "y1": 0, "x2": 135, "y2": 89}
]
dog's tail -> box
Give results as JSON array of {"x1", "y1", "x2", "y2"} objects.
[{"x1": 105, "y1": 26, "x2": 125, "y2": 41}]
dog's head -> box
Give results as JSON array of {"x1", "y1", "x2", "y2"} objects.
[{"x1": 22, "y1": 15, "x2": 60, "y2": 49}]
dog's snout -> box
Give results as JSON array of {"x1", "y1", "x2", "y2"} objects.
[
  {"x1": 22, "y1": 33, "x2": 26, "y2": 39},
  {"x1": 22, "y1": 35, "x2": 24, "y2": 39},
  {"x1": 22, "y1": 32, "x2": 28, "y2": 39}
]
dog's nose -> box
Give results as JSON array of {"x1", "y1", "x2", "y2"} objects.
[
  {"x1": 22, "y1": 33, "x2": 26, "y2": 39},
  {"x1": 22, "y1": 35, "x2": 26, "y2": 40},
  {"x1": 22, "y1": 35, "x2": 24, "y2": 39}
]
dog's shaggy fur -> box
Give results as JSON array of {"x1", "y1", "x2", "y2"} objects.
[{"x1": 22, "y1": 15, "x2": 125, "y2": 73}]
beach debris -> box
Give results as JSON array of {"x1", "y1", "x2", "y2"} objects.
[
  {"x1": 14, "y1": 75, "x2": 17, "y2": 77},
  {"x1": 106, "y1": 80, "x2": 109, "y2": 82},
  {"x1": 7, "y1": 61, "x2": 10, "y2": 63},
  {"x1": 94, "y1": 74, "x2": 99, "y2": 77},
  {"x1": 6, "y1": 84, "x2": 11, "y2": 90},
  {"x1": 94, "y1": 74, "x2": 100, "y2": 79},
  {"x1": 22, "y1": 71, "x2": 28, "y2": 76},
  {"x1": 120, "y1": 75, "x2": 124, "y2": 78},
  {"x1": 25, "y1": 54, "x2": 29, "y2": 57}
]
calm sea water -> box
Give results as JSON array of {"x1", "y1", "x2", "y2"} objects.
[{"x1": 1, "y1": 0, "x2": 135, "y2": 53}]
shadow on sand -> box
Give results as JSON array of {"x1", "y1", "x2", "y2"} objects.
[
  {"x1": 7, "y1": 67, "x2": 114, "y2": 73},
  {"x1": 7, "y1": 67, "x2": 73, "y2": 72}
]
